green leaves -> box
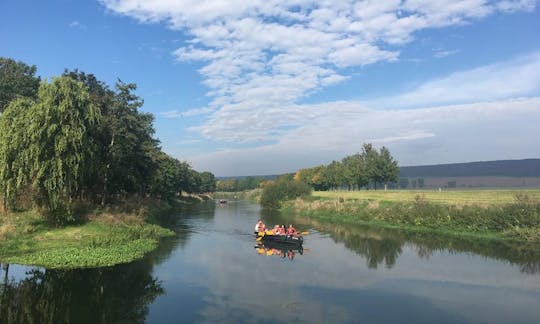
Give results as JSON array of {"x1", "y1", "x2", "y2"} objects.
[{"x1": 0, "y1": 77, "x2": 99, "y2": 222}]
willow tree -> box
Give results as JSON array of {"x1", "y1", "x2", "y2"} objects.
[{"x1": 0, "y1": 77, "x2": 99, "y2": 223}]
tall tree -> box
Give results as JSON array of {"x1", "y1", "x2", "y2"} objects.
[
  {"x1": 342, "y1": 153, "x2": 369, "y2": 190},
  {"x1": 0, "y1": 57, "x2": 40, "y2": 112},
  {"x1": 377, "y1": 147, "x2": 399, "y2": 191},
  {"x1": 322, "y1": 161, "x2": 344, "y2": 190},
  {"x1": 362, "y1": 143, "x2": 382, "y2": 189},
  {"x1": 199, "y1": 172, "x2": 216, "y2": 193},
  {"x1": 0, "y1": 77, "x2": 99, "y2": 223}
]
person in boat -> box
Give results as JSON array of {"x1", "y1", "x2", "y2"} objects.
[
  {"x1": 255, "y1": 220, "x2": 266, "y2": 232},
  {"x1": 271, "y1": 225, "x2": 280, "y2": 235},
  {"x1": 287, "y1": 224, "x2": 298, "y2": 237},
  {"x1": 277, "y1": 224, "x2": 286, "y2": 235}
]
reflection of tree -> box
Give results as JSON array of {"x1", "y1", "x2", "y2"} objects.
[
  {"x1": 147, "y1": 201, "x2": 217, "y2": 264},
  {"x1": 322, "y1": 224, "x2": 403, "y2": 269},
  {"x1": 293, "y1": 215, "x2": 540, "y2": 273},
  {"x1": 0, "y1": 261, "x2": 163, "y2": 323}
]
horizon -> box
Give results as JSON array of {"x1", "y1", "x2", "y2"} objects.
[{"x1": 1, "y1": 1, "x2": 539, "y2": 177}]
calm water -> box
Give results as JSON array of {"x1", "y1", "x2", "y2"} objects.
[{"x1": 1, "y1": 200, "x2": 540, "y2": 323}]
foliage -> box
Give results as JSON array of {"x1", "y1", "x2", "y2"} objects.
[
  {"x1": 0, "y1": 57, "x2": 40, "y2": 112},
  {"x1": 0, "y1": 61, "x2": 216, "y2": 225},
  {"x1": 260, "y1": 178, "x2": 312, "y2": 209},
  {"x1": 0, "y1": 77, "x2": 99, "y2": 223},
  {"x1": 293, "y1": 143, "x2": 399, "y2": 191},
  {"x1": 216, "y1": 176, "x2": 267, "y2": 192}
]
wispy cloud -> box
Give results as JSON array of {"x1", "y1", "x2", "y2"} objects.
[
  {"x1": 68, "y1": 20, "x2": 86, "y2": 29},
  {"x1": 101, "y1": 0, "x2": 538, "y2": 143},
  {"x1": 371, "y1": 51, "x2": 540, "y2": 109},
  {"x1": 189, "y1": 97, "x2": 540, "y2": 175},
  {"x1": 160, "y1": 106, "x2": 215, "y2": 118},
  {"x1": 99, "y1": 1, "x2": 540, "y2": 175},
  {"x1": 434, "y1": 49, "x2": 460, "y2": 58}
]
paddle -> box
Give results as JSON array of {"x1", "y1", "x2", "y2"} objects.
[{"x1": 300, "y1": 231, "x2": 310, "y2": 235}]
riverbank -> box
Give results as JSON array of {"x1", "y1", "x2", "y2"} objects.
[
  {"x1": 284, "y1": 190, "x2": 540, "y2": 243},
  {"x1": 0, "y1": 197, "x2": 208, "y2": 269}
]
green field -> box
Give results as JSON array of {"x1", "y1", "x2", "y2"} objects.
[
  {"x1": 312, "y1": 189, "x2": 540, "y2": 206},
  {"x1": 0, "y1": 211, "x2": 174, "y2": 268}
]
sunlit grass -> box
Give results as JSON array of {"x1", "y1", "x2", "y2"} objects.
[
  {"x1": 313, "y1": 189, "x2": 540, "y2": 206},
  {"x1": 289, "y1": 189, "x2": 540, "y2": 242},
  {"x1": 0, "y1": 210, "x2": 174, "y2": 268}
]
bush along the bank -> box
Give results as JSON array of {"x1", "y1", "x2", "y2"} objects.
[
  {"x1": 288, "y1": 194, "x2": 540, "y2": 242},
  {"x1": 260, "y1": 178, "x2": 312, "y2": 209}
]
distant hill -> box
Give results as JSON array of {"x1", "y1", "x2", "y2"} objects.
[
  {"x1": 217, "y1": 174, "x2": 279, "y2": 180},
  {"x1": 399, "y1": 159, "x2": 540, "y2": 178}
]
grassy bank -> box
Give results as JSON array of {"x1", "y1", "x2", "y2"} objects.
[
  {"x1": 0, "y1": 202, "x2": 176, "y2": 269},
  {"x1": 313, "y1": 189, "x2": 540, "y2": 206},
  {"x1": 286, "y1": 189, "x2": 540, "y2": 243}
]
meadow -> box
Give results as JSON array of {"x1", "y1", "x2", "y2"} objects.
[
  {"x1": 312, "y1": 189, "x2": 540, "y2": 206},
  {"x1": 287, "y1": 188, "x2": 540, "y2": 243}
]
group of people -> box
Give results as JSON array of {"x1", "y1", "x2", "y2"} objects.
[{"x1": 254, "y1": 220, "x2": 299, "y2": 237}]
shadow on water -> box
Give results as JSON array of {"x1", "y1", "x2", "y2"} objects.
[
  {"x1": 277, "y1": 212, "x2": 540, "y2": 274},
  {"x1": 0, "y1": 261, "x2": 162, "y2": 324}
]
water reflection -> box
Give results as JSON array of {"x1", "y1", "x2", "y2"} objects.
[
  {"x1": 0, "y1": 261, "x2": 162, "y2": 324},
  {"x1": 254, "y1": 243, "x2": 303, "y2": 261},
  {"x1": 293, "y1": 216, "x2": 540, "y2": 274}
]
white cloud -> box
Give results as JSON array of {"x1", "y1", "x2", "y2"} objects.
[
  {"x1": 371, "y1": 51, "x2": 540, "y2": 108},
  {"x1": 99, "y1": 1, "x2": 540, "y2": 175},
  {"x1": 101, "y1": 0, "x2": 538, "y2": 142},
  {"x1": 189, "y1": 97, "x2": 540, "y2": 175}
]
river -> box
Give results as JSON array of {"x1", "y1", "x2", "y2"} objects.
[{"x1": 1, "y1": 200, "x2": 540, "y2": 323}]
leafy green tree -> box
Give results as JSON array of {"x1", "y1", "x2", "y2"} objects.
[
  {"x1": 260, "y1": 178, "x2": 311, "y2": 209},
  {"x1": 216, "y1": 179, "x2": 238, "y2": 192},
  {"x1": 342, "y1": 153, "x2": 369, "y2": 190},
  {"x1": 322, "y1": 161, "x2": 345, "y2": 190},
  {"x1": 0, "y1": 77, "x2": 99, "y2": 223},
  {"x1": 362, "y1": 143, "x2": 381, "y2": 189},
  {"x1": 378, "y1": 147, "x2": 399, "y2": 191},
  {"x1": 199, "y1": 172, "x2": 216, "y2": 193},
  {"x1": 0, "y1": 57, "x2": 40, "y2": 112},
  {"x1": 148, "y1": 152, "x2": 182, "y2": 198}
]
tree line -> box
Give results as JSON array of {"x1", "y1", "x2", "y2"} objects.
[
  {"x1": 293, "y1": 143, "x2": 399, "y2": 191},
  {"x1": 259, "y1": 144, "x2": 399, "y2": 208},
  {"x1": 0, "y1": 57, "x2": 215, "y2": 224},
  {"x1": 216, "y1": 176, "x2": 268, "y2": 192}
]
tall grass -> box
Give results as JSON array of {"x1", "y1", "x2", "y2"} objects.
[
  {"x1": 313, "y1": 189, "x2": 540, "y2": 206},
  {"x1": 288, "y1": 192, "x2": 540, "y2": 242}
]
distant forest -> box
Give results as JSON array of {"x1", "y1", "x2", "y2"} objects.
[{"x1": 400, "y1": 159, "x2": 540, "y2": 178}]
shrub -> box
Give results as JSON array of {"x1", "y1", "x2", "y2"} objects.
[{"x1": 260, "y1": 179, "x2": 311, "y2": 209}]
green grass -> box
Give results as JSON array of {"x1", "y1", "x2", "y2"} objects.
[
  {"x1": 0, "y1": 210, "x2": 174, "y2": 269},
  {"x1": 313, "y1": 189, "x2": 540, "y2": 206},
  {"x1": 287, "y1": 189, "x2": 540, "y2": 243}
]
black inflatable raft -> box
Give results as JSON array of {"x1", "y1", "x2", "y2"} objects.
[{"x1": 256, "y1": 232, "x2": 303, "y2": 247}]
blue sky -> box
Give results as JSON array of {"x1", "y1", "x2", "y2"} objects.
[{"x1": 1, "y1": 0, "x2": 539, "y2": 176}]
